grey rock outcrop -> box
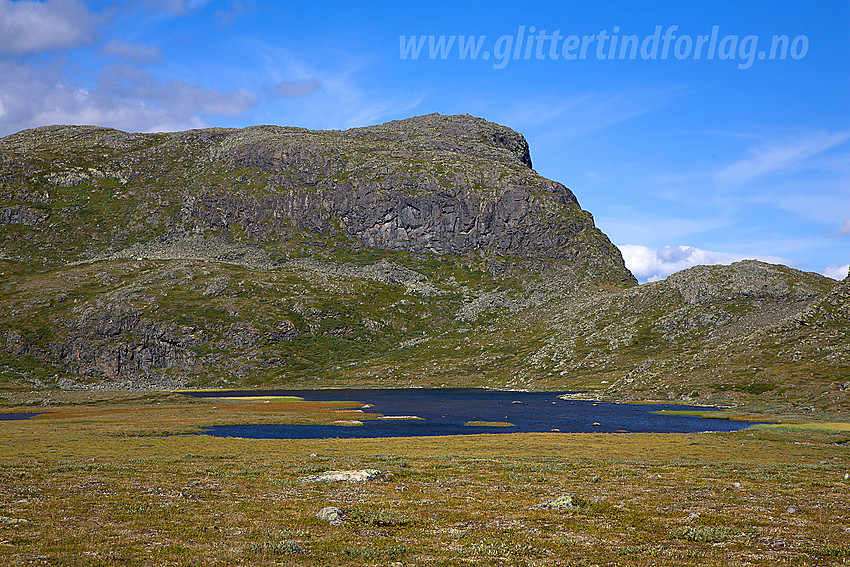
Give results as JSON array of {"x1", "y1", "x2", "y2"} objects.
[
  {"x1": 55, "y1": 300, "x2": 200, "y2": 386},
  {"x1": 0, "y1": 205, "x2": 48, "y2": 225},
  {"x1": 665, "y1": 260, "x2": 825, "y2": 304},
  {"x1": 301, "y1": 469, "x2": 387, "y2": 483}
]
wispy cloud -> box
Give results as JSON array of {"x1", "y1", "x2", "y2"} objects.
[
  {"x1": 838, "y1": 218, "x2": 850, "y2": 236},
  {"x1": 102, "y1": 39, "x2": 162, "y2": 63},
  {"x1": 251, "y1": 40, "x2": 425, "y2": 129},
  {"x1": 715, "y1": 130, "x2": 850, "y2": 186},
  {"x1": 214, "y1": 0, "x2": 253, "y2": 27},
  {"x1": 100, "y1": 64, "x2": 256, "y2": 117},
  {"x1": 496, "y1": 84, "x2": 687, "y2": 143},
  {"x1": 144, "y1": 0, "x2": 214, "y2": 15},
  {"x1": 272, "y1": 78, "x2": 321, "y2": 98},
  {"x1": 0, "y1": 0, "x2": 102, "y2": 55},
  {"x1": 619, "y1": 244, "x2": 793, "y2": 283},
  {"x1": 823, "y1": 264, "x2": 850, "y2": 280}
]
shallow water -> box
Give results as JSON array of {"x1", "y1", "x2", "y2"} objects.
[{"x1": 188, "y1": 388, "x2": 753, "y2": 439}]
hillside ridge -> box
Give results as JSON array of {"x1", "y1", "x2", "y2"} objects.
[{"x1": 0, "y1": 114, "x2": 633, "y2": 286}]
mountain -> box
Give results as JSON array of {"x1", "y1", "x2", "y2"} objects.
[
  {"x1": 0, "y1": 114, "x2": 631, "y2": 284},
  {"x1": 0, "y1": 115, "x2": 846, "y2": 413}
]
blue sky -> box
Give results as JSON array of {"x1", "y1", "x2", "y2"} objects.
[{"x1": 1, "y1": 0, "x2": 848, "y2": 281}]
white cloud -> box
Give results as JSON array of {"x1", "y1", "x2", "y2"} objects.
[
  {"x1": 619, "y1": 244, "x2": 793, "y2": 283},
  {"x1": 823, "y1": 264, "x2": 850, "y2": 281},
  {"x1": 99, "y1": 64, "x2": 256, "y2": 117},
  {"x1": 0, "y1": 60, "x2": 256, "y2": 135},
  {"x1": 715, "y1": 131, "x2": 850, "y2": 186},
  {"x1": 838, "y1": 219, "x2": 850, "y2": 236},
  {"x1": 0, "y1": 0, "x2": 101, "y2": 55}
]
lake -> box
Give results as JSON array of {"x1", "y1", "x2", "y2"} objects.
[
  {"x1": 188, "y1": 388, "x2": 754, "y2": 439},
  {"x1": 0, "y1": 412, "x2": 42, "y2": 421}
]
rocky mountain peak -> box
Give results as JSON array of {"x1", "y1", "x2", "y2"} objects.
[{"x1": 342, "y1": 113, "x2": 534, "y2": 168}]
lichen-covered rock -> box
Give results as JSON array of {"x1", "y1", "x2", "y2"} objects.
[
  {"x1": 533, "y1": 494, "x2": 584, "y2": 510},
  {"x1": 316, "y1": 506, "x2": 344, "y2": 525}
]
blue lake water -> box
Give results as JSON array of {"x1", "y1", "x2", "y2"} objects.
[
  {"x1": 0, "y1": 412, "x2": 42, "y2": 421},
  {"x1": 187, "y1": 388, "x2": 754, "y2": 439}
]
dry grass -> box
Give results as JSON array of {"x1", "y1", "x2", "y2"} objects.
[{"x1": 0, "y1": 394, "x2": 848, "y2": 565}]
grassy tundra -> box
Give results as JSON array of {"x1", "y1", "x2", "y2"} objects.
[{"x1": 0, "y1": 391, "x2": 847, "y2": 566}]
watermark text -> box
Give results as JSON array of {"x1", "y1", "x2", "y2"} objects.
[{"x1": 399, "y1": 25, "x2": 809, "y2": 70}]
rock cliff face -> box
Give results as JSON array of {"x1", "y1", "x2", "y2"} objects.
[{"x1": 203, "y1": 116, "x2": 561, "y2": 259}]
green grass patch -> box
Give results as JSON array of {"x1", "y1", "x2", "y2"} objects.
[
  {"x1": 670, "y1": 525, "x2": 740, "y2": 543},
  {"x1": 751, "y1": 421, "x2": 850, "y2": 433}
]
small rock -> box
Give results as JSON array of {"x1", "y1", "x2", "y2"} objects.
[
  {"x1": 733, "y1": 482, "x2": 742, "y2": 488},
  {"x1": 0, "y1": 516, "x2": 28, "y2": 525},
  {"x1": 533, "y1": 494, "x2": 582, "y2": 510},
  {"x1": 317, "y1": 507, "x2": 344, "y2": 525},
  {"x1": 592, "y1": 422, "x2": 602, "y2": 427},
  {"x1": 786, "y1": 506, "x2": 797, "y2": 514},
  {"x1": 844, "y1": 473, "x2": 849, "y2": 480}
]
